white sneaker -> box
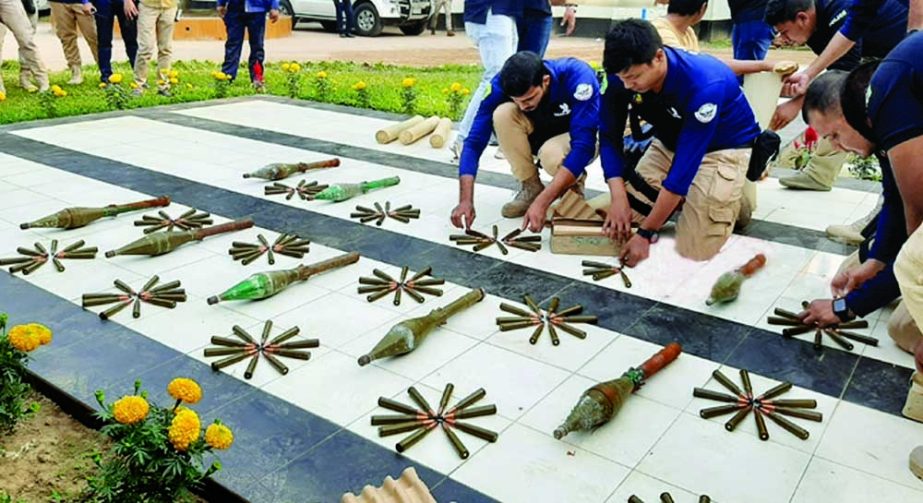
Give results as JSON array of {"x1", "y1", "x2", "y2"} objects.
[{"x1": 494, "y1": 147, "x2": 505, "y2": 160}]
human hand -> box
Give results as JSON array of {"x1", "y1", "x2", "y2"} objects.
[
  {"x1": 799, "y1": 299, "x2": 841, "y2": 327},
  {"x1": 451, "y1": 200, "x2": 476, "y2": 229},
  {"x1": 770, "y1": 99, "x2": 801, "y2": 130},
  {"x1": 269, "y1": 8, "x2": 279, "y2": 22},
  {"x1": 217, "y1": 5, "x2": 226, "y2": 16},
  {"x1": 124, "y1": 0, "x2": 138, "y2": 19},
  {"x1": 561, "y1": 6, "x2": 576, "y2": 36},
  {"x1": 619, "y1": 234, "x2": 650, "y2": 267},
  {"x1": 782, "y1": 72, "x2": 810, "y2": 97},
  {"x1": 602, "y1": 195, "x2": 632, "y2": 242},
  {"x1": 521, "y1": 198, "x2": 550, "y2": 233}
]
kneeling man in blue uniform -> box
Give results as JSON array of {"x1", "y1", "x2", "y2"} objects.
[{"x1": 450, "y1": 52, "x2": 600, "y2": 230}]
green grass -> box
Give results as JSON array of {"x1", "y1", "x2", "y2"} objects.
[{"x1": 0, "y1": 60, "x2": 484, "y2": 124}]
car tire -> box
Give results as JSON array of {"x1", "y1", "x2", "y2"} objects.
[
  {"x1": 279, "y1": 0, "x2": 297, "y2": 22},
  {"x1": 352, "y1": 2, "x2": 382, "y2": 37},
  {"x1": 320, "y1": 20, "x2": 338, "y2": 32},
  {"x1": 399, "y1": 21, "x2": 426, "y2": 36}
]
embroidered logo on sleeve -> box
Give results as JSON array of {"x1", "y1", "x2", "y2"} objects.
[
  {"x1": 554, "y1": 103, "x2": 572, "y2": 117},
  {"x1": 830, "y1": 9, "x2": 847, "y2": 27},
  {"x1": 694, "y1": 103, "x2": 717, "y2": 123},
  {"x1": 574, "y1": 83, "x2": 594, "y2": 101}
]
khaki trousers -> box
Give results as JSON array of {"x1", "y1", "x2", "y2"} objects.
[
  {"x1": 493, "y1": 101, "x2": 582, "y2": 181},
  {"x1": 430, "y1": 0, "x2": 452, "y2": 31},
  {"x1": 0, "y1": 8, "x2": 37, "y2": 87},
  {"x1": 588, "y1": 139, "x2": 749, "y2": 261},
  {"x1": 895, "y1": 225, "x2": 923, "y2": 354},
  {"x1": 50, "y1": 2, "x2": 99, "y2": 67},
  {"x1": 837, "y1": 251, "x2": 921, "y2": 352},
  {"x1": 134, "y1": 3, "x2": 176, "y2": 87},
  {"x1": 0, "y1": 0, "x2": 49, "y2": 92}
]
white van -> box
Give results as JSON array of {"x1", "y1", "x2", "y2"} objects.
[{"x1": 282, "y1": 0, "x2": 433, "y2": 37}]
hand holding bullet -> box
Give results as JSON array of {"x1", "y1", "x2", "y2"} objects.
[{"x1": 768, "y1": 301, "x2": 876, "y2": 352}]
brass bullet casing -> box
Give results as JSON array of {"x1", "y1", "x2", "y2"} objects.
[
  {"x1": 443, "y1": 425, "x2": 469, "y2": 459},
  {"x1": 693, "y1": 387, "x2": 741, "y2": 404},
  {"x1": 450, "y1": 421, "x2": 499, "y2": 442},
  {"x1": 700, "y1": 403, "x2": 745, "y2": 419},
  {"x1": 724, "y1": 406, "x2": 751, "y2": 431},
  {"x1": 396, "y1": 422, "x2": 438, "y2": 452},
  {"x1": 754, "y1": 408, "x2": 770, "y2": 441},
  {"x1": 380, "y1": 420, "x2": 429, "y2": 438},
  {"x1": 762, "y1": 408, "x2": 810, "y2": 440}
]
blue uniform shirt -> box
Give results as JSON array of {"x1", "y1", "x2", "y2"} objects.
[
  {"x1": 459, "y1": 58, "x2": 600, "y2": 179},
  {"x1": 216, "y1": 0, "x2": 278, "y2": 11},
  {"x1": 843, "y1": 33, "x2": 923, "y2": 316},
  {"x1": 464, "y1": 0, "x2": 522, "y2": 24},
  {"x1": 525, "y1": 0, "x2": 552, "y2": 14},
  {"x1": 809, "y1": 0, "x2": 907, "y2": 71},
  {"x1": 599, "y1": 47, "x2": 760, "y2": 196}
]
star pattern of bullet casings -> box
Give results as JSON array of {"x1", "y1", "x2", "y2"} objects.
[
  {"x1": 372, "y1": 384, "x2": 499, "y2": 459},
  {"x1": 133, "y1": 208, "x2": 213, "y2": 234},
  {"x1": 0, "y1": 240, "x2": 98, "y2": 275},
  {"x1": 82, "y1": 275, "x2": 187, "y2": 320},
  {"x1": 581, "y1": 259, "x2": 632, "y2": 288},
  {"x1": 358, "y1": 265, "x2": 444, "y2": 306},
  {"x1": 496, "y1": 294, "x2": 598, "y2": 347},
  {"x1": 203, "y1": 321, "x2": 319, "y2": 380},
  {"x1": 450, "y1": 226, "x2": 542, "y2": 255},
  {"x1": 264, "y1": 180, "x2": 329, "y2": 201},
  {"x1": 768, "y1": 301, "x2": 878, "y2": 352},
  {"x1": 228, "y1": 233, "x2": 311, "y2": 266},
  {"x1": 694, "y1": 369, "x2": 823, "y2": 441},
  {"x1": 629, "y1": 493, "x2": 712, "y2": 503},
  {"x1": 350, "y1": 202, "x2": 420, "y2": 226}
]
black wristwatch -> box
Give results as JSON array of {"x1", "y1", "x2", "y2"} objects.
[
  {"x1": 637, "y1": 227, "x2": 659, "y2": 244},
  {"x1": 832, "y1": 298, "x2": 854, "y2": 323}
]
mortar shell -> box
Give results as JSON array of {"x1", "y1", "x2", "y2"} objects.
[
  {"x1": 693, "y1": 387, "x2": 740, "y2": 403},
  {"x1": 378, "y1": 397, "x2": 423, "y2": 415},
  {"x1": 763, "y1": 408, "x2": 810, "y2": 440},
  {"x1": 263, "y1": 353, "x2": 290, "y2": 375},
  {"x1": 700, "y1": 403, "x2": 744, "y2": 419},
  {"x1": 443, "y1": 424, "x2": 469, "y2": 459},
  {"x1": 754, "y1": 408, "x2": 770, "y2": 441},
  {"x1": 396, "y1": 423, "x2": 437, "y2": 452},
  {"x1": 450, "y1": 421, "x2": 498, "y2": 442},
  {"x1": 724, "y1": 406, "x2": 751, "y2": 431}
]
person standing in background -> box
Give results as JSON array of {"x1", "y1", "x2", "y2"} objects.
[
  {"x1": 217, "y1": 0, "x2": 279, "y2": 89},
  {"x1": 334, "y1": 0, "x2": 353, "y2": 37},
  {"x1": 0, "y1": 0, "x2": 50, "y2": 94},
  {"x1": 0, "y1": 0, "x2": 41, "y2": 91},
  {"x1": 429, "y1": 0, "x2": 454, "y2": 36},
  {"x1": 517, "y1": 0, "x2": 577, "y2": 57},
  {"x1": 49, "y1": 0, "x2": 99, "y2": 85},
  {"x1": 93, "y1": 0, "x2": 138, "y2": 83},
  {"x1": 729, "y1": 0, "x2": 773, "y2": 61},
  {"x1": 128, "y1": 0, "x2": 178, "y2": 95}
]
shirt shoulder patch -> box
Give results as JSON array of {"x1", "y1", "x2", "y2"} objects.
[
  {"x1": 574, "y1": 83, "x2": 594, "y2": 101},
  {"x1": 694, "y1": 103, "x2": 717, "y2": 123},
  {"x1": 830, "y1": 9, "x2": 847, "y2": 27}
]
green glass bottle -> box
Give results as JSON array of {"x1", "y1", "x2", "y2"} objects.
[
  {"x1": 207, "y1": 252, "x2": 360, "y2": 304},
  {"x1": 20, "y1": 196, "x2": 170, "y2": 230},
  {"x1": 242, "y1": 158, "x2": 340, "y2": 181},
  {"x1": 313, "y1": 176, "x2": 401, "y2": 202}
]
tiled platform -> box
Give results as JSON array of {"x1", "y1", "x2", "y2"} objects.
[{"x1": 0, "y1": 97, "x2": 920, "y2": 503}]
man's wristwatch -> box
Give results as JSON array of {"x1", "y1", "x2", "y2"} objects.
[
  {"x1": 832, "y1": 297, "x2": 854, "y2": 323},
  {"x1": 636, "y1": 227, "x2": 659, "y2": 244}
]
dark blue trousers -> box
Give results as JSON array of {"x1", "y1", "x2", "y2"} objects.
[
  {"x1": 731, "y1": 19, "x2": 773, "y2": 61},
  {"x1": 93, "y1": 0, "x2": 138, "y2": 82},
  {"x1": 517, "y1": 11, "x2": 553, "y2": 57},
  {"x1": 334, "y1": 0, "x2": 353, "y2": 34},
  {"x1": 221, "y1": 1, "x2": 267, "y2": 83}
]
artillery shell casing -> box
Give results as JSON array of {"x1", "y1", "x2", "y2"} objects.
[
  {"x1": 528, "y1": 323, "x2": 545, "y2": 344},
  {"x1": 499, "y1": 320, "x2": 538, "y2": 331},
  {"x1": 267, "y1": 326, "x2": 301, "y2": 347},
  {"x1": 141, "y1": 275, "x2": 160, "y2": 292},
  {"x1": 367, "y1": 288, "x2": 394, "y2": 303},
  {"x1": 465, "y1": 228, "x2": 491, "y2": 240},
  {"x1": 763, "y1": 409, "x2": 810, "y2": 440},
  {"x1": 21, "y1": 260, "x2": 45, "y2": 275},
  {"x1": 372, "y1": 268, "x2": 396, "y2": 283},
  {"x1": 452, "y1": 404, "x2": 496, "y2": 420},
  {"x1": 62, "y1": 240, "x2": 86, "y2": 253},
  {"x1": 393, "y1": 287, "x2": 403, "y2": 306},
  {"x1": 114, "y1": 279, "x2": 136, "y2": 295},
  {"x1": 396, "y1": 423, "x2": 437, "y2": 452},
  {"x1": 389, "y1": 215, "x2": 411, "y2": 224},
  {"x1": 833, "y1": 329, "x2": 879, "y2": 346},
  {"x1": 771, "y1": 407, "x2": 823, "y2": 422},
  {"x1": 523, "y1": 295, "x2": 542, "y2": 315},
  {"x1": 582, "y1": 260, "x2": 613, "y2": 269},
  {"x1": 546, "y1": 297, "x2": 560, "y2": 315},
  {"x1": 740, "y1": 369, "x2": 753, "y2": 398},
  {"x1": 408, "y1": 386, "x2": 435, "y2": 416},
  {"x1": 273, "y1": 339, "x2": 320, "y2": 350},
  {"x1": 269, "y1": 349, "x2": 312, "y2": 360},
  {"x1": 774, "y1": 308, "x2": 802, "y2": 320},
  {"x1": 412, "y1": 286, "x2": 444, "y2": 297},
  {"x1": 359, "y1": 277, "x2": 391, "y2": 286},
  {"x1": 754, "y1": 408, "x2": 770, "y2": 441},
  {"x1": 379, "y1": 420, "x2": 428, "y2": 437},
  {"x1": 358, "y1": 285, "x2": 392, "y2": 294},
  {"x1": 724, "y1": 406, "x2": 751, "y2": 431},
  {"x1": 449, "y1": 234, "x2": 472, "y2": 241},
  {"x1": 447, "y1": 388, "x2": 486, "y2": 414},
  {"x1": 766, "y1": 399, "x2": 816, "y2": 409},
  {"x1": 558, "y1": 315, "x2": 597, "y2": 324},
  {"x1": 438, "y1": 383, "x2": 454, "y2": 415},
  {"x1": 82, "y1": 292, "x2": 126, "y2": 300},
  {"x1": 61, "y1": 252, "x2": 97, "y2": 259},
  {"x1": 443, "y1": 424, "x2": 470, "y2": 459},
  {"x1": 404, "y1": 288, "x2": 426, "y2": 304},
  {"x1": 582, "y1": 268, "x2": 609, "y2": 277},
  {"x1": 410, "y1": 278, "x2": 445, "y2": 287},
  {"x1": 836, "y1": 320, "x2": 869, "y2": 329},
  {"x1": 700, "y1": 403, "x2": 744, "y2": 419},
  {"x1": 210, "y1": 336, "x2": 251, "y2": 347},
  {"x1": 241, "y1": 252, "x2": 265, "y2": 266},
  {"x1": 144, "y1": 298, "x2": 177, "y2": 309},
  {"x1": 472, "y1": 241, "x2": 495, "y2": 252},
  {"x1": 151, "y1": 293, "x2": 188, "y2": 303},
  {"x1": 553, "y1": 305, "x2": 583, "y2": 318},
  {"x1": 263, "y1": 353, "x2": 290, "y2": 375},
  {"x1": 354, "y1": 205, "x2": 376, "y2": 214},
  {"x1": 0, "y1": 257, "x2": 33, "y2": 266},
  {"x1": 132, "y1": 298, "x2": 142, "y2": 319},
  {"x1": 510, "y1": 235, "x2": 542, "y2": 243},
  {"x1": 232, "y1": 325, "x2": 258, "y2": 344},
  {"x1": 501, "y1": 228, "x2": 522, "y2": 242},
  {"x1": 496, "y1": 316, "x2": 534, "y2": 324},
  {"x1": 756, "y1": 381, "x2": 793, "y2": 402},
  {"x1": 699, "y1": 497, "x2": 711, "y2": 503},
  {"x1": 205, "y1": 347, "x2": 250, "y2": 357},
  {"x1": 660, "y1": 493, "x2": 675, "y2": 503},
  {"x1": 824, "y1": 329, "x2": 854, "y2": 351},
  {"x1": 259, "y1": 321, "x2": 274, "y2": 346},
  {"x1": 9, "y1": 261, "x2": 36, "y2": 274},
  {"x1": 210, "y1": 350, "x2": 254, "y2": 370},
  {"x1": 451, "y1": 420, "x2": 499, "y2": 443},
  {"x1": 371, "y1": 413, "x2": 428, "y2": 425},
  {"x1": 505, "y1": 242, "x2": 541, "y2": 253},
  {"x1": 16, "y1": 247, "x2": 42, "y2": 257},
  {"x1": 500, "y1": 303, "x2": 534, "y2": 318},
  {"x1": 407, "y1": 266, "x2": 432, "y2": 283},
  {"x1": 244, "y1": 354, "x2": 260, "y2": 379},
  {"x1": 378, "y1": 397, "x2": 422, "y2": 415},
  {"x1": 767, "y1": 316, "x2": 803, "y2": 326},
  {"x1": 99, "y1": 300, "x2": 132, "y2": 320},
  {"x1": 391, "y1": 204, "x2": 414, "y2": 213},
  {"x1": 628, "y1": 497, "x2": 644, "y2": 503},
  {"x1": 231, "y1": 241, "x2": 260, "y2": 249},
  {"x1": 813, "y1": 328, "x2": 823, "y2": 349},
  {"x1": 693, "y1": 387, "x2": 740, "y2": 403},
  {"x1": 547, "y1": 323, "x2": 560, "y2": 346},
  {"x1": 452, "y1": 238, "x2": 485, "y2": 245},
  {"x1": 51, "y1": 257, "x2": 64, "y2": 272},
  {"x1": 782, "y1": 325, "x2": 815, "y2": 337},
  {"x1": 553, "y1": 322, "x2": 587, "y2": 340},
  {"x1": 494, "y1": 240, "x2": 509, "y2": 255},
  {"x1": 82, "y1": 296, "x2": 128, "y2": 308},
  {"x1": 619, "y1": 270, "x2": 632, "y2": 288}
]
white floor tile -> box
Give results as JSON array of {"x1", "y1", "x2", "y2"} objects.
[
  {"x1": 605, "y1": 470, "x2": 701, "y2": 503},
  {"x1": 268, "y1": 291, "x2": 401, "y2": 349},
  {"x1": 791, "y1": 456, "x2": 923, "y2": 503}
]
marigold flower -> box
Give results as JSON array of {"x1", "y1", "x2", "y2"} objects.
[
  {"x1": 401, "y1": 77, "x2": 416, "y2": 88},
  {"x1": 450, "y1": 82, "x2": 462, "y2": 92},
  {"x1": 169, "y1": 77, "x2": 179, "y2": 85},
  {"x1": 98, "y1": 83, "x2": 107, "y2": 89},
  {"x1": 462, "y1": 88, "x2": 470, "y2": 95},
  {"x1": 186, "y1": 83, "x2": 193, "y2": 89},
  {"x1": 26, "y1": 323, "x2": 52, "y2": 345},
  {"x1": 130, "y1": 82, "x2": 139, "y2": 89},
  {"x1": 108, "y1": 73, "x2": 123, "y2": 84},
  {"x1": 316, "y1": 70, "x2": 328, "y2": 79},
  {"x1": 442, "y1": 88, "x2": 449, "y2": 94},
  {"x1": 352, "y1": 81, "x2": 367, "y2": 91},
  {"x1": 0, "y1": 91, "x2": 6, "y2": 101},
  {"x1": 205, "y1": 423, "x2": 234, "y2": 450},
  {"x1": 51, "y1": 84, "x2": 63, "y2": 93},
  {"x1": 168, "y1": 69, "x2": 179, "y2": 78},
  {"x1": 112, "y1": 395, "x2": 149, "y2": 425},
  {"x1": 281, "y1": 63, "x2": 291, "y2": 71},
  {"x1": 7, "y1": 325, "x2": 40, "y2": 352},
  {"x1": 168, "y1": 408, "x2": 201, "y2": 451},
  {"x1": 289, "y1": 63, "x2": 301, "y2": 72},
  {"x1": 167, "y1": 377, "x2": 202, "y2": 404}
]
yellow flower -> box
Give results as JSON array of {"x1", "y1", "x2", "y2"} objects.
[
  {"x1": 108, "y1": 73, "x2": 123, "y2": 84},
  {"x1": 589, "y1": 61, "x2": 601, "y2": 70},
  {"x1": 169, "y1": 69, "x2": 179, "y2": 78},
  {"x1": 316, "y1": 71, "x2": 328, "y2": 79},
  {"x1": 169, "y1": 77, "x2": 179, "y2": 85},
  {"x1": 130, "y1": 82, "x2": 139, "y2": 89},
  {"x1": 462, "y1": 88, "x2": 470, "y2": 95},
  {"x1": 168, "y1": 408, "x2": 201, "y2": 452},
  {"x1": 26, "y1": 323, "x2": 52, "y2": 345},
  {"x1": 186, "y1": 83, "x2": 193, "y2": 89},
  {"x1": 281, "y1": 63, "x2": 291, "y2": 71},
  {"x1": 401, "y1": 77, "x2": 416, "y2": 88},
  {"x1": 112, "y1": 395, "x2": 149, "y2": 425},
  {"x1": 51, "y1": 84, "x2": 63, "y2": 93},
  {"x1": 157, "y1": 79, "x2": 166, "y2": 86},
  {"x1": 7, "y1": 325, "x2": 40, "y2": 352},
  {"x1": 442, "y1": 88, "x2": 449, "y2": 94},
  {"x1": 98, "y1": 83, "x2": 107, "y2": 89},
  {"x1": 352, "y1": 81, "x2": 367, "y2": 91},
  {"x1": 289, "y1": 63, "x2": 301, "y2": 72},
  {"x1": 450, "y1": 82, "x2": 463, "y2": 92},
  {"x1": 0, "y1": 91, "x2": 6, "y2": 101},
  {"x1": 167, "y1": 377, "x2": 202, "y2": 404},
  {"x1": 205, "y1": 423, "x2": 234, "y2": 450}
]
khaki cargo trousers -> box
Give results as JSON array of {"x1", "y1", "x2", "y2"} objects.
[
  {"x1": 895, "y1": 225, "x2": 923, "y2": 355},
  {"x1": 50, "y1": 2, "x2": 99, "y2": 67},
  {"x1": 0, "y1": 0, "x2": 49, "y2": 92},
  {"x1": 493, "y1": 101, "x2": 590, "y2": 181}
]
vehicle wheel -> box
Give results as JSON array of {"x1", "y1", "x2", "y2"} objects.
[
  {"x1": 320, "y1": 20, "x2": 338, "y2": 32},
  {"x1": 352, "y1": 2, "x2": 382, "y2": 37},
  {"x1": 279, "y1": 0, "x2": 297, "y2": 22},
  {"x1": 399, "y1": 21, "x2": 427, "y2": 36}
]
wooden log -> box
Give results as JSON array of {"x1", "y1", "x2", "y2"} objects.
[
  {"x1": 375, "y1": 115, "x2": 424, "y2": 144},
  {"x1": 399, "y1": 116, "x2": 441, "y2": 145},
  {"x1": 429, "y1": 118, "x2": 453, "y2": 148}
]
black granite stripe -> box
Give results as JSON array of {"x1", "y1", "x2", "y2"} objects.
[
  {"x1": 0, "y1": 134, "x2": 909, "y2": 418},
  {"x1": 842, "y1": 356, "x2": 915, "y2": 416}
]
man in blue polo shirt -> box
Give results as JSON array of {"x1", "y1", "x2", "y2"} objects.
[
  {"x1": 450, "y1": 51, "x2": 599, "y2": 229},
  {"x1": 597, "y1": 19, "x2": 760, "y2": 265}
]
